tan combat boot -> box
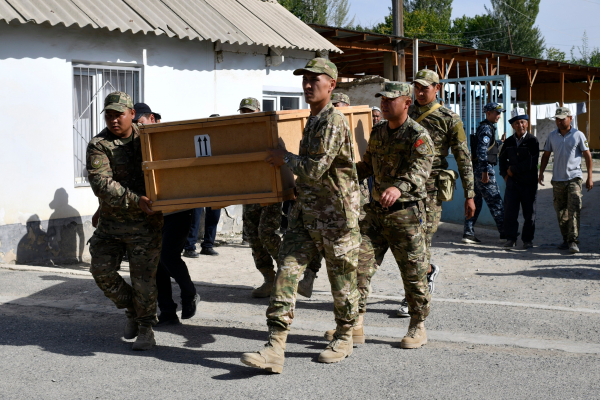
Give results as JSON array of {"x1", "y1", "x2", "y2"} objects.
[
  {"x1": 251, "y1": 269, "x2": 275, "y2": 298},
  {"x1": 297, "y1": 269, "x2": 317, "y2": 298},
  {"x1": 319, "y1": 327, "x2": 354, "y2": 363},
  {"x1": 124, "y1": 308, "x2": 138, "y2": 339},
  {"x1": 400, "y1": 318, "x2": 427, "y2": 349},
  {"x1": 132, "y1": 325, "x2": 156, "y2": 351},
  {"x1": 240, "y1": 326, "x2": 288, "y2": 374},
  {"x1": 324, "y1": 312, "x2": 365, "y2": 345}
]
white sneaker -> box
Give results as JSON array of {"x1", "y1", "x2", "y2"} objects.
[{"x1": 396, "y1": 298, "x2": 409, "y2": 318}]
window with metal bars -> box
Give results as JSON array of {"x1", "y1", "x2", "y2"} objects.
[{"x1": 72, "y1": 64, "x2": 142, "y2": 186}]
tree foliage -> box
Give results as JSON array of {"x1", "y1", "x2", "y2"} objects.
[
  {"x1": 570, "y1": 31, "x2": 600, "y2": 67},
  {"x1": 483, "y1": 0, "x2": 544, "y2": 58},
  {"x1": 359, "y1": 0, "x2": 544, "y2": 58},
  {"x1": 277, "y1": 0, "x2": 354, "y2": 27}
]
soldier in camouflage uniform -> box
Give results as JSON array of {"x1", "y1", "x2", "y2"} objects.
[
  {"x1": 463, "y1": 102, "x2": 506, "y2": 245},
  {"x1": 86, "y1": 92, "x2": 163, "y2": 351},
  {"x1": 240, "y1": 58, "x2": 361, "y2": 373},
  {"x1": 389, "y1": 69, "x2": 476, "y2": 317},
  {"x1": 331, "y1": 92, "x2": 350, "y2": 107},
  {"x1": 351, "y1": 82, "x2": 434, "y2": 349},
  {"x1": 297, "y1": 92, "x2": 372, "y2": 299},
  {"x1": 239, "y1": 97, "x2": 284, "y2": 298}
]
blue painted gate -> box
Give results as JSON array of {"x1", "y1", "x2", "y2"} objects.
[{"x1": 437, "y1": 70, "x2": 512, "y2": 226}]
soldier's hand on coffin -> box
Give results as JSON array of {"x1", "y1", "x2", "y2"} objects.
[
  {"x1": 266, "y1": 148, "x2": 286, "y2": 167},
  {"x1": 139, "y1": 196, "x2": 156, "y2": 215},
  {"x1": 380, "y1": 186, "x2": 401, "y2": 208}
]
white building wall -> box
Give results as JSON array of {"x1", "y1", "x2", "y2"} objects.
[{"x1": 0, "y1": 23, "x2": 314, "y2": 264}]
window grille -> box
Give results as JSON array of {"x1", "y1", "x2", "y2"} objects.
[{"x1": 72, "y1": 64, "x2": 141, "y2": 186}]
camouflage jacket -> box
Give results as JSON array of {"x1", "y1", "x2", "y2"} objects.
[
  {"x1": 356, "y1": 117, "x2": 434, "y2": 202},
  {"x1": 86, "y1": 124, "x2": 162, "y2": 231},
  {"x1": 409, "y1": 100, "x2": 475, "y2": 198},
  {"x1": 284, "y1": 102, "x2": 360, "y2": 231}
]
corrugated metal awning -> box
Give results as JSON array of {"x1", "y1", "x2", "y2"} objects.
[{"x1": 0, "y1": 0, "x2": 340, "y2": 53}]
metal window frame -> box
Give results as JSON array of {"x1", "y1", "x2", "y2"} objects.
[
  {"x1": 262, "y1": 91, "x2": 305, "y2": 111},
  {"x1": 72, "y1": 63, "x2": 143, "y2": 187}
]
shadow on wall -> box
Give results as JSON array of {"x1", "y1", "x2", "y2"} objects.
[{"x1": 16, "y1": 188, "x2": 88, "y2": 266}]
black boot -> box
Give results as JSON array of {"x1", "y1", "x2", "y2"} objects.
[
  {"x1": 181, "y1": 294, "x2": 200, "y2": 319},
  {"x1": 155, "y1": 312, "x2": 181, "y2": 327}
]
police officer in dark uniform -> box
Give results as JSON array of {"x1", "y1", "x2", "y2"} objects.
[
  {"x1": 463, "y1": 102, "x2": 505, "y2": 243},
  {"x1": 499, "y1": 110, "x2": 540, "y2": 249}
]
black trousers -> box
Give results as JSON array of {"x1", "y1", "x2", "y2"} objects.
[
  {"x1": 503, "y1": 178, "x2": 537, "y2": 242},
  {"x1": 157, "y1": 210, "x2": 197, "y2": 314}
]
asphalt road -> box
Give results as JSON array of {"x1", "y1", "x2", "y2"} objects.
[{"x1": 1, "y1": 267, "x2": 599, "y2": 400}]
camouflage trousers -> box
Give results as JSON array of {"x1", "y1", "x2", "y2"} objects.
[
  {"x1": 464, "y1": 168, "x2": 504, "y2": 236},
  {"x1": 266, "y1": 207, "x2": 360, "y2": 330},
  {"x1": 424, "y1": 190, "x2": 442, "y2": 266},
  {"x1": 357, "y1": 202, "x2": 430, "y2": 321},
  {"x1": 552, "y1": 178, "x2": 583, "y2": 243},
  {"x1": 89, "y1": 228, "x2": 162, "y2": 326},
  {"x1": 243, "y1": 203, "x2": 282, "y2": 276}
]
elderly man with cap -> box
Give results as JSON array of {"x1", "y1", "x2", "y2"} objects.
[
  {"x1": 86, "y1": 92, "x2": 163, "y2": 351},
  {"x1": 241, "y1": 58, "x2": 361, "y2": 372},
  {"x1": 463, "y1": 102, "x2": 506, "y2": 244},
  {"x1": 499, "y1": 109, "x2": 540, "y2": 249},
  {"x1": 237, "y1": 98, "x2": 284, "y2": 298},
  {"x1": 372, "y1": 106, "x2": 383, "y2": 125},
  {"x1": 539, "y1": 106, "x2": 594, "y2": 254}
]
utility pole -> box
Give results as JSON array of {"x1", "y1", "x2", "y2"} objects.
[
  {"x1": 506, "y1": 21, "x2": 514, "y2": 54},
  {"x1": 392, "y1": 0, "x2": 406, "y2": 81}
]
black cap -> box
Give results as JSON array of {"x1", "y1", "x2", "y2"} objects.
[
  {"x1": 133, "y1": 102, "x2": 161, "y2": 122},
  {"x1": 509, "y1": 114, "x2": 529, "y2": 124}
]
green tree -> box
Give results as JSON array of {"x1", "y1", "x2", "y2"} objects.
[
  {"x1": 545, "y1": 47, "x2": 567, "y2": 63},
  {"x1": 329, "y1": 0, "x2": 355, "y2": 28},
  {"x1": 570, "y1": 31, "x2": 600, "y2": 67},
  {"x1": 277, "y1": 0, "x2": 328, "y2": 25},
  {"x1": 369, "y1": 5, "x2": 456, "y2": 44},
  {"x1": 404, "y1": 0, "x2": 453, "y2": 20},
  {"x1": 484, "y1": 0, "x2": 545, "y2": 57}
]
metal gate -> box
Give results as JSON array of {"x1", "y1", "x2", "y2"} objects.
[
  {"x1": 434, "y1": 65, "x2": 512, "y2": 226},
  {"x1": 72, "y1": 65, "x2": 141, "y2": 186}
]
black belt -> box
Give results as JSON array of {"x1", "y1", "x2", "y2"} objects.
[{"x1": 374, "y1": 200, "x2": 419, "y2": 212}]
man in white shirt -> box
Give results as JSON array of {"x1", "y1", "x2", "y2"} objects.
[{"x1": 538, "y1": 107, "x2": 593, "y2": 253}]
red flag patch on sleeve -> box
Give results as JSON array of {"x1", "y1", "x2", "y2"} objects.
[{"x1": 414, "y1": 139, "x2": 424, "y2": 148}]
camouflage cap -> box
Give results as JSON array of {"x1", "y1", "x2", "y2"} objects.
[
  {"x1": 375, "y1": 81, "x2": 413, "y2": 99},
  {"x1": 102, "y1": 91, "x2": 133, "y2": 113},
  {"x1": 552, "y1": 106, "x2": 573, "y2": 119},
  {"x1": 483, "y1": 102, "x2": 506, "y2": 113},
  {"x1": 238, "y1": 97, "x2": 261, "y2": 111},
  {"x1": 413, "y1": 69, "x2": 440, "y2": 87},
  {"x1": 331, "y1": 92, "x2": 350, "y2": 105},
  {"x1": 293, "y1": 57, "x2": 338, "y2": 80}
]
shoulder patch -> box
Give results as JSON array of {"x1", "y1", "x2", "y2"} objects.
[
  {"x1": 90, "y1": 156, "x2": 103, "y2": 169},
  {"x1": 414, "y1": 138, "x2": 431, "y2": 155},
  {"x1": 482, "y1": 136, "x2": 490, "y2": 144}
]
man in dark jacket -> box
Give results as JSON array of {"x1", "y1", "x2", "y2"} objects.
[{"x1": 499, "y1": 110, "x2": 540, "y2": 249}]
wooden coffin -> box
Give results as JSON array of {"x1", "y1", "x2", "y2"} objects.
[{"x1": 139, "y1": 105, "x2": 373, "y2": 212}]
